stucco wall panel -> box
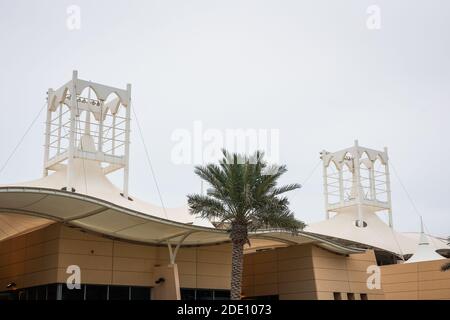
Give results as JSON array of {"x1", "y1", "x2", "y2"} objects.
[
  {"x1": 243, "y1": 244, "x2": 383, "y2": 300},
  {"x1": 0, "y1": 223, "x2": 232, "y2": 292},
  {"x1": 381, "y1": 259, "x2": 450, "y2": 300}
]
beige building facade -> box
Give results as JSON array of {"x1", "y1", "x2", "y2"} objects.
[
  {"x1": 0, "y1": 223, "x2": 232, "y2": 300},
  {"x1": 242, "y1": 245, "x2": 384, "y2": 300},
  {"x1": 2, "y1": 222, "x2": 448, "y2": 300},
  {"x1": 381, "y1": 260, "x2": 450, "y2": 300},
  {"x1": 1, "y1": 73, "x2": 449, "y2": 300}
]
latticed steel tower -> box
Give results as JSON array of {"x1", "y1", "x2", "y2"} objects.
[
  {"x1": 43, "y1": 71, "x2": 132, "y2": 197},
  {"x1": 320, "y1": 140, "x2": 393, "y2": 228}
]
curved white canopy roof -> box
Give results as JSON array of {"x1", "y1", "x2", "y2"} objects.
[
  {"x1": 0, "y1": 145, "x2": 361, "y2": 254},
  {"x1": 3, "y1": 142, "x2": 204, "y2": 226},
  {"x1": 0, "y1": 187, "x2": 362, "y2": 254},
  {"x1": 405, "y1": 219, "x2": 446, "y2": 263},
  {"x1": 405, "y1": 236, "x2": 446, "y2": 263},
  {"x1": 306, "y1": 206, "x2": 450, "y2": 256},
  {"x1": 3, "y1": 130, "x2": 442, "y2": 257}
]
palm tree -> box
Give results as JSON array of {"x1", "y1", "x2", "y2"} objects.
[{"x1": 188, "y1": 150, "x2": 304, "y2": 300}]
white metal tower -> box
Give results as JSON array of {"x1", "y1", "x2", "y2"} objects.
[
  {"x1": 43, "y1": 71, "x2": 132, "y2": 198},
  {"x1": 320, "y1": 140, "x2": 393, "y2": 228}
]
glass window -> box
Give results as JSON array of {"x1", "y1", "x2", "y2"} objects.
[
  {"x1": 108, "y1": 285, "x2": 130, "y2": 300},
  {"x1": 333, "y1": 292, "x2": 342, "y2": 300},
  {"x1": 18, "y1": 290, "x2": 27, "y2": 301},
  {"x1": 36, "y1": 285, "x2": 47, "y2": 300},
  {"x1": 196, "y1": 289, "x2": 213, "y2": 300},
  {"x1": 360, "y1": 293, "x2": 368, "y2": 300},
  {"x1": 213, "y1": 290, "x2": 230, "y2": 300},
  {"x1": 347, "y1": 293, "x2": 355, "y2": 300},
  {"x1": 181, "y1": 288, "x2": 231, "y2": 301},
  {"x1": 47, "y1": 284, "x2": 57, "y2": 300},
  {"x1": 180, "y1": 289, "x2": 196, "y2": 300},
  {"x1": 130, "y1": 287, "x2": 151, "y2": 300},
  {"x1": 62, "y1": 285, "x2": 85, "y2": 300},
  {"x1": 86, "y1": 285, "x2": 108, "y2": 300},
  {"x1": 27, "y1": 287, "x2": 37, "y2": 300}
]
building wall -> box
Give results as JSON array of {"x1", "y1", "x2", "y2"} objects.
[
  {"x1": 3, "y1": 223, "x2": 449, "y2": 300},
  {"x1": 242, "y1": 244, "x2": 384, "y2": 300},
  {"x1": 242, "y1": 244, "x2": 316, "y2": 299},
  {"x1": 0, "y1": 223, "x2": 60, "y2": 289},
  {"x1": 381, "y1": 259, "x2": 450, "y2": 300},
  {"x1": 312, "y1": 245, "x2": 384, "y2": 300},
  {"x1": 0, "y1": 223, "x2": 231, "y2": 291}
]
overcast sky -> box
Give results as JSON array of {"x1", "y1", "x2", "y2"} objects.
[{"x1": 0, "y1": 0, "x2": 449, "y2": 237}]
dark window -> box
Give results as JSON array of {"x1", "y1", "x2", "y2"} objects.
[
  {"x1": 180, "y1": 288, "x2": 231, "y2": 301},
  {"x1": 347, "y1": 293, "x2": 355, "y2": 300},
  {"x1": 181, "y1": 289, "x2": 196, "y2": 300},
  {"x1": 18, "y1": 290, "x2": 27, "y2": 301},
  {"x1": 62, "y1": 285, "x2": 85, "y2": 300},
  {"x1": 130, "y1": 286, "x2": 151, "y2": 300},
  {"x1": 27, "y1": 287, "x2": 37, "y2": 300},
  {"x1": 3, "y1": 284, "x2": 154, "y2": 301},
  {"x1": 360, "y1": 293, "x2": 368, "y2": 300},
  {"x1": 196, "y1": 289, "x2": 213, "y2": 300},
  {"x1": 214, "y1": 290, "x2": 230, "y2": 300},
  {"x1": 47, "y1": 284, "x2": 57, "y2": 300},
  {"x1": 0, "y1": 291, "x2": 18, "y2": 301},
  {"x1": 108, "y1": 285, "x2": 130, "y2": 300},
  {"x1": 36, "y1": 285, "x2": 47, "y2": 300},
  {"x1": 333, "y1": 292, "x2": 342, "y2": 300},
  {"x1": 86, "y1": 285, "x2": 108, "y2": 300}
]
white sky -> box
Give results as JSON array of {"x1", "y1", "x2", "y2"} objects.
[{"x1": 0, "y1": 0, "x2": 449, "y2": 237}]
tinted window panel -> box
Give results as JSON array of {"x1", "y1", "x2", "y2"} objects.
[
  {"x1": 18, "y1": 291, "x2": 27, "y2": 301},
  {"x1": 130, "y1": 287, "x2": 151, "y2": 300},
  {"x1": 109, "y1": 286, "x2": 129, "y2": 300},
  {"x1": 62, "y1": 285, "x2": 84, "y2": 300},
  {"x1": 47, "y1": 284, "x2": 57, "y2": 300},
  {"x1": 86, "y1": 285, "x2": 108, "y2": 300},
  {"x1": 36, "y1": 285, "x2": 47, "y2": 300},
  {"x1": 214, "y1": 290, "x2": 230, "y2": 300},
  {"x1": 197, "y1": 289, "x2": 213, "y2": 300},
  {"x1": 27, "y1": 287, "x2": 36, "y2": 300},
  {"x1": 180, "y1": 289, "x2": 196, "y2": 300}
]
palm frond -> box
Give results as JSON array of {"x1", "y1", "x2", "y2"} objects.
[
  {"x1": 271, "y1": 183, "x2": 302, "y2": 196},
  {"x1": 188, "y1": 149, "x2": 305, "y2": 300},
  {"x1": 250, "y1": 208, "x2": 305, "y2": 232},
  {"x1": 188, "y1": 149, "x2": 304, "y2": 232},
  {"x1": 187, "y1": 194, "x2": 227, "y2": 220}
]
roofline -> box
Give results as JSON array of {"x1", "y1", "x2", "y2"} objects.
[
  {"x1": 0, "y1": 186, "x2": 364, "y2": 254},
  {"x1": 0, "y1": 186, "x2": 225, "y2": 233},
  {"x1": 249, "y1": 229, "x2": 365, "y2": 255}
]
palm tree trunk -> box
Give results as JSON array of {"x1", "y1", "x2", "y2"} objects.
[
  {"x1": 230, "y1": 222, "x2": 248, "y2": 300},
  {"x1": 230, "y1": 240, "x2": 244, "y2": 300}
]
